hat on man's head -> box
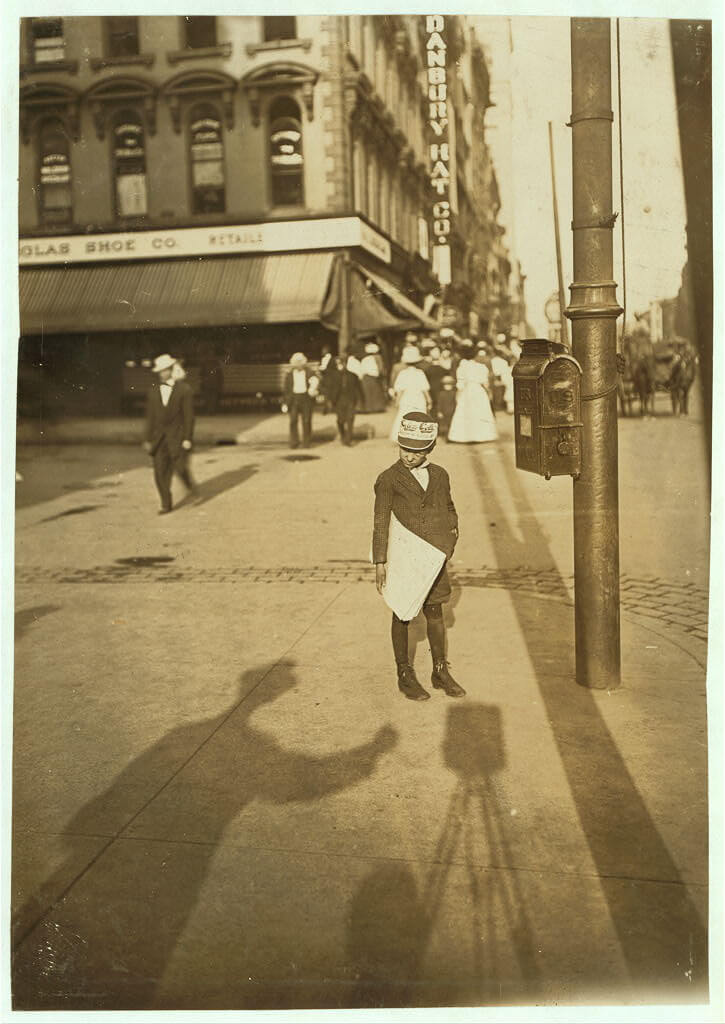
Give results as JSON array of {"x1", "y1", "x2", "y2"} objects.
[
  {"x1": 152, "y1": 353, "x2": 177, "y2": 373},
  {"x1": 401, "y1": 345, "x2": 422, "y2": 364},
  {"x1": 289, "y1": 352, "x2": 307, "y2": 367},
  {"x1": 405, "y1": 331, "x2": 419, "y2": 343},
  {"x1": 398, "y1": 410, "x2": 438, "y2": 451}
]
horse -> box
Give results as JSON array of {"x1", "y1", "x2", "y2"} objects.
[
  {"x1": 668, "y1": 342, "x2": 697, "y2": 416},
  {"x1": 622, "y1": 331, "x2": 656, "y2": 416}
]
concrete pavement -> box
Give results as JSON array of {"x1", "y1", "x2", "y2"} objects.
[{"x1": 11, "y1": 402, "x2": 714, "y2": 1013}]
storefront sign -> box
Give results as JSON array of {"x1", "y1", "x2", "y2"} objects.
[
  {"x1": 18, "y1": 216, "x2": 392, "y2": 266},
  {"x1": 426, "y1": 14, "x2": 451, "y2": 285}
]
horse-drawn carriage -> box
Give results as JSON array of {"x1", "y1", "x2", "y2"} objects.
[{"x1": 618, "y1": 332, "x2": 697, "y2": 417}]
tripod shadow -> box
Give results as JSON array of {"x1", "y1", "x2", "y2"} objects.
[
  {"x1": 346, "y1": 703, "x2": 540, "y2": 1008},
  {"x1": 12, "y1": 659, "x2": 398, "y2": 1011}
]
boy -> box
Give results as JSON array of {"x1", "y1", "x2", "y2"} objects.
[{"x1": 372, "y1": 411, "x2": 466, "y2": 701}]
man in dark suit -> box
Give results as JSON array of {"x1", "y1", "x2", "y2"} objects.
[
  {"x1": 143, "y1": 353, "x2": 195, "y2": 514},
  {"x1": 331, "y1": 354, "x2": 365, "y2": 446},
  {"x1": 282, "y1": 352, "x2": 319, "y2": 449}
]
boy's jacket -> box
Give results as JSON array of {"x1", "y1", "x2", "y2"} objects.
[{"x1": 372, "y1": 460, "x2": 458, "y2": 564}]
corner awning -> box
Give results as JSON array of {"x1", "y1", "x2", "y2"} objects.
[
  {"x1": 19, "y1": 252, "x2": 337, "y2": 335},
  {"x1": 320, "y1": 260, "x2": 436, "y2": 336},
  {"x1": 360, "y1": 267, "x2": 439, "y2": 330}
]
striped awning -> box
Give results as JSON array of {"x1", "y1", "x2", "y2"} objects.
[
  {"x1": 361, "y1": 267, "x2": 439, "y2": 330},
  {"x1": 19, "y1": 252, "x2": 336, "y2": 334}
]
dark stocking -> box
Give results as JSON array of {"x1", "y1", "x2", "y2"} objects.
[
  {"x1": 424, "y1": 603, "x2": 446, "y2": 664},
  {"x1": 391, "y1": 613, "x2": 410, "y2": 666}
]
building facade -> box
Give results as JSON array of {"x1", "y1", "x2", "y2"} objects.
[{"x1": 18, "y1": 15, "x2": 514, "y2": 413}]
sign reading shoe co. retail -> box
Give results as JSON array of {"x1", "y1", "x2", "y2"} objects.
[{"x1": 18, "y1": 216, "x2": 391, "y2": 266}]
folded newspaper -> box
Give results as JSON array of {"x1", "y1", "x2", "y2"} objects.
[{"x1": 379, "y1": 513, "x2": 446, "y2": 621}]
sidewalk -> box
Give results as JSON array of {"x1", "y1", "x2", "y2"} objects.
[{"x1": 11, "y1": 408, "x2": 712, "y2": 1013}]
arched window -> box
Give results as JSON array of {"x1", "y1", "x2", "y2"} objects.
[
  {"x1": 112, "y1": 111, "x2": 147, "y2": 219},
  {"x1": 268, "y1": 96, "x2": 304, "y2": 208},
  {"x1": 189, "y1": 103, "x2": 226, "y2": 214},
  {"x1": 38, "y1": 117, "x2": 72, "y2": 224}
]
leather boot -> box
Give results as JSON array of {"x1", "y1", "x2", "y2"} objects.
[
  {"x1": 431, "y1": 660, "x2": 466, "y2": 697},
  {"x1": 397, "y1": 664, "x2": 431, "y2": 701}
]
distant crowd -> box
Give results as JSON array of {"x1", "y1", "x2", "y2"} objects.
[{"x1": 283, "y1": 330, "x2": 522, "y2": 450}]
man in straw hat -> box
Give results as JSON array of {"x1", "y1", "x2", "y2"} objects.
[
  {"x1": 282, "y1": 352, "x2": 319, "y2": 449},
  {"x1": 143, "y1": 353, "x2": 196, "y2": 514},
  {"x1": 372, "y1": 411, "x2": 466, "y2": 701}
]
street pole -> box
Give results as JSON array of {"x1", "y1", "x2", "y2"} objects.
[
  {"x1": 566, "y1": 18, "x2": 623, "y2": 690},
  {"x1": 548, "y1": 120, "x2": 569, "y2": 349},
  {"x1": 338, "y1": 251, "x2": 352, "y2": 359}
]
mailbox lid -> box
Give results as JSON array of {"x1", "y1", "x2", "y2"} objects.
[{"x1": 512, "y1": 338, "x2": 570, "y2": 381}]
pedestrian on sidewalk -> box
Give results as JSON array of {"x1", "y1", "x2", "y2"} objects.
[
  {"x1": 360, "y1": 340, "x2": 387, "y2": 413},
  {"x1": 143, "y1": 353, "x2": 196, "y2": 514},
  {"x1": 282, "y1": 352, "x2": 319, "y2": 449},
  {"x1": 389, "y1": 346, "x2": 430, "y2": 441},
  {"x1": 373, "y1": 411, "x2": 466, "y2": 701},
  {"x1": 436, "y1": 375, "x2": 458, "y2": 440},
  {"x1": 332, "y1": 352, "x2": 365, "y2": 445},
  {"x1": 447, "y1": 347, "x2": 498, "y2": 444}
]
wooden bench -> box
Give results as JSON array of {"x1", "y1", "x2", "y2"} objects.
[{"x1": 121, "y1": 362, "x2": 321, "y2": 413}]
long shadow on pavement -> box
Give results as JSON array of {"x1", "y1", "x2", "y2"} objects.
[
  {"x1": 12, "y1": 659, "x2": 397, "y2": 1011},
  {"x1": 179, "y1": 462, "x2": 259, "y2": 508},
  {"x1": 346, "y1": 702, "x2": 541, "y2": 1008},
  {"x1": 14, "y1": 604, "x2": 61, "y2": 640},
  {"x1": 466, "y1": 445, "x2": 708, "y2": 1003}
]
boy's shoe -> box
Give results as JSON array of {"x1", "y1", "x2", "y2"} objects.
[
  {"x1": 432, "y1": 660, "x2": 466, "y2": 697},
  {"x1": 397, "y1": 664, "x2": 431, "y2": 701}
]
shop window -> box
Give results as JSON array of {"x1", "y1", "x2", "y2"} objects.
[
  {"x1": 106, "y1": 17, "x2": 140, "y2": 57},
  {"x1": 38, "y1": 117, "x2": 72, "y2": 224},
  {"x1": 184, "y1": 16, "x2": 217, "y2": 49},
  {"x1": 189, "y1": 104, "x2": 226, "y2": 214},
  {"x1": 263, "y1": 17, "x2": 297, "y2": 43},
  {"x1": 113, "y1": 113, "x2": 148, "y2": 219},
  {"x1": 30, "y1": 17, "x2": 65, "y2": 64},
  {"x1": 269, "y1": 96, "x2": 304, "y2": 207}
]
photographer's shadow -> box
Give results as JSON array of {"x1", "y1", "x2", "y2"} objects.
[{"x1": 12, "y1": 659, "x2": 397, "y2": 1011}]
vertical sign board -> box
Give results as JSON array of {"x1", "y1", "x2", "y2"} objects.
[{"x1": 426, "y1": 15, "x2": 451, "y2": 286}]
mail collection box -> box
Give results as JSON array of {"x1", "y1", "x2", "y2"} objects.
[{"x1": 512, "y1": 339, "x2": 583, "y2": 480}]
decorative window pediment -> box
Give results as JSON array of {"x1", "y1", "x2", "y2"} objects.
[
  {"x1": 161, "y1": 70, "x2": 237, "y2": 132},
  {"x1": 241, "y1": 62, "x2": 318, "y2": 126},
  {"x1": 20, "y1": 82, "x2": 80, "y2": 144},
  {"x1": 85, "y1": 76, "x2": 158, "y2": 139}
]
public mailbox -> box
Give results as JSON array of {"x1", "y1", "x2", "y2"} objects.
[{"x1": 512, "y1": 339, "x2": 582, "y2": 479}]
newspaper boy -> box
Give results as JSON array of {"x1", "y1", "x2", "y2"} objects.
[{"x1": 372, "y1": 411, "x2": 466, "y2": 701}]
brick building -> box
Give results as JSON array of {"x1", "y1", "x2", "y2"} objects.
[{"x1": 17, "y1": 15, "x2": 514, "y2": 413}]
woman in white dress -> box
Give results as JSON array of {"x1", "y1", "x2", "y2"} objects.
[
  {"x1": 389, "y1": 346, "x2": 430, "y2": 440},
  {"x1": 448, "y1": 349, "x2": 498, "y2": 443}
]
